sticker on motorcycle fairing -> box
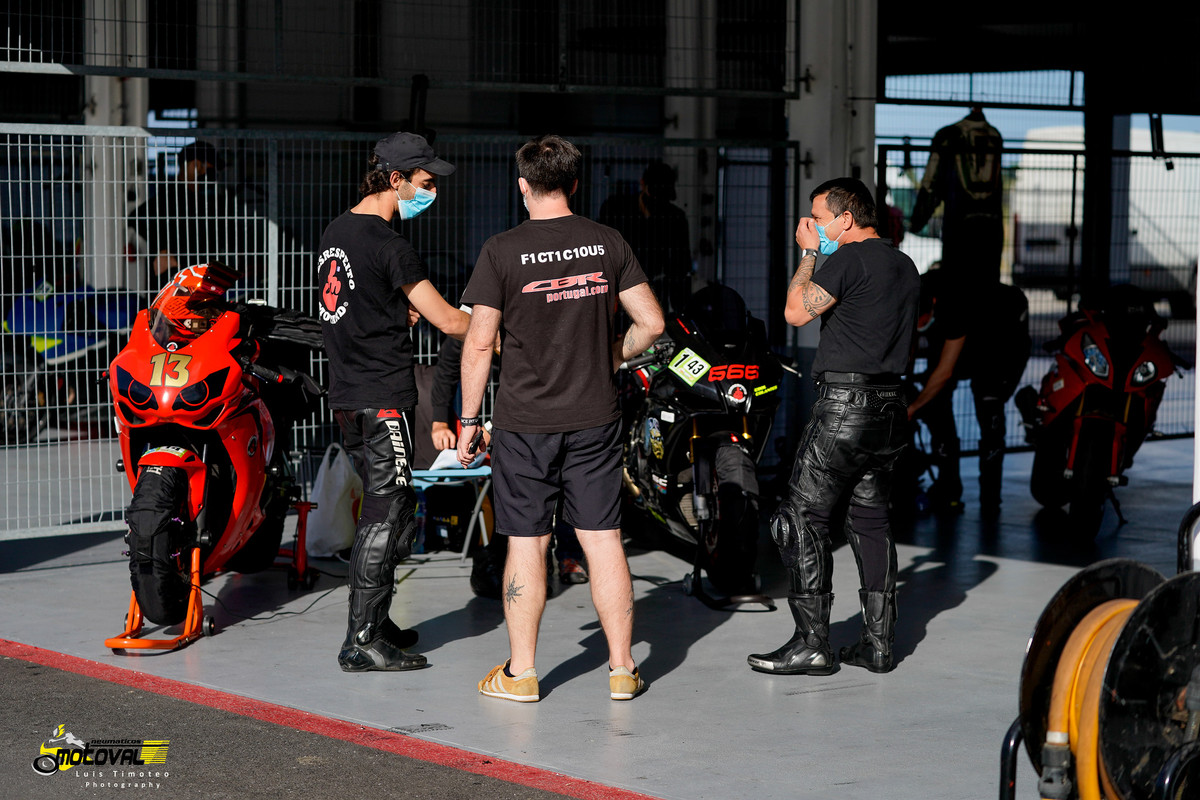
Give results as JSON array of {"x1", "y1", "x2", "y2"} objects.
[
  {"x1": 144, "y1": 445, "x2": 191, "y2": 460},
  {"x1": 726, "y1": 384, "x2": 750, "y2": 407},
  {"x1": 667, "y1": 348, "x2": 710, "y2": 386},
  {"x1": 754, "y1": 384, "x2": 778, "y2": 396},
  {"x1": 645, "y1": 418, "x2": 664, "y2": 460},
  {"x1": 1052, "y1": 379, "x2": 1065, "y2": 392}
]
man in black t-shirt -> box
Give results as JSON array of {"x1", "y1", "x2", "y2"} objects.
[
  {"x1": 317, "y1": 132, "x2": 469, "y2": 673},
  {"x1": 747, "y1": 178, "x2": 919, "y2": 677},
  {"x1": 457, "y1": 135, "x2": 664, "y2": 703}
]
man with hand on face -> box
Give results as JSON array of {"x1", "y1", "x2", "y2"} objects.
[
  {"x1": 748, "y1": 178, "x2": 919, "y2": 677},
  {"x1": 317, "y1": 131, "x2": 470, "y2": 672},
  {"x1": 457, "y1": 134, "x2": 664, "y2": 703}
]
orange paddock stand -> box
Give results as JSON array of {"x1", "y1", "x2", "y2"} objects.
[
  {"x1": 104, "y1": 547, "x2": 213, "y2": 652},
  {"x1": 277, "y1": 500, "x2": 320, "y2": 590}
]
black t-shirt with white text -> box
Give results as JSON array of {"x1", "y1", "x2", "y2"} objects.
[
  {"x1": 462, "y1": 215, "x2": 648, "y2": 433},
  {"x1": 316, "y1": 210, "x2": 428, "y2": 409}
]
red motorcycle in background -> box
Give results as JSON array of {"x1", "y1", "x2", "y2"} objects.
[
  {"x1": 104, "y1": 263, "x2": 323, "y2": 651},
  {"x1": 1017, "y1": 284, "x2": 1187, "y2": 538}
]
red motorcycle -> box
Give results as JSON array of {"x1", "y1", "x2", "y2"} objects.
[
  {"x1": 103, "y1": 263, "x2": 323, "y2": 651},
  {"x1": 1017, "y1": 284, "x2": 1187, "y2": 538}
]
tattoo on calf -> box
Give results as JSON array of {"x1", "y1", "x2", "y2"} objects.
[{"x1": 504, "y1": 576, "x2": 524, "y2": 607}]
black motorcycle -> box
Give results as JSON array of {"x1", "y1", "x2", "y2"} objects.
[{"x1": 619, "y1": 285, "x2": 790, "y2": 610}]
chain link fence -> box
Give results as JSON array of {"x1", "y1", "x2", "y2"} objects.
[
  {"x1": 881, "y1": 143, "x2": 1198, "y2": 453},
  {"x1": 1, "y1": 124, "x2": 797, "y2": 535}
]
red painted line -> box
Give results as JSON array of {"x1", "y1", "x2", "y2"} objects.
[{"x1": 1, "y1": 638, "x2": 662, "y2": 800}]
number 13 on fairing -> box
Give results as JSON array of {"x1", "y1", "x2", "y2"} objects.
[
  {"x1": 149, "y1": 352, "x2": 192, "y2": 387},
  {"x1": 667, "y1": 347, "x2": 710, "y2": 386}
]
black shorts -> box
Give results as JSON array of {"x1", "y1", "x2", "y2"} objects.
[{"x1": 491, "y1": 420, "x2": 623, "y2": 537}]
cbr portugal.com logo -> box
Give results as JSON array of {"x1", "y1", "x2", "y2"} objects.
[{"x1": 32, "y1": 723, "x2": 170, "y2": 785}]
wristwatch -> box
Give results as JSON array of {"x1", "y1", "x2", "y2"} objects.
[{"x1": 800, "y1": 249, "x2": 818, "y2": 261}]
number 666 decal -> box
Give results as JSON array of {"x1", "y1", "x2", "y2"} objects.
[{"x1": 708, "y1": 364, "x2": 758, "y2": 382}]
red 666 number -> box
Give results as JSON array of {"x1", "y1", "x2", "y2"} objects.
[{"x1": 708, "y1": 364, "x2": 758, "y2": 382}]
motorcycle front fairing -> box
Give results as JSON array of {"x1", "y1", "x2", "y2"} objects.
[
  {"x1": 110, "y1": 308, "x2": 274, "y2": 573},
  {"x1": 630, "y1": 315, "x2": 783, "y2": 532}
]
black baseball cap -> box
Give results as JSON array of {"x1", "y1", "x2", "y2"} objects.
[{"x1": 373, "y1": 132, "x2": 456, "y2": 177}]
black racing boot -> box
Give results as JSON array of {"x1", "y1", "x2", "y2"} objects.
[
  {"x1": 839, "y1": 590, "x2": 896, "y2": 673},
  {"x1": 339, "y1": 514, "x2": 426, "y2": 672},
  {"x1": 746, "y1": 593, "x2": 837, "y2": 675},
  {"x1": 338, "y1": 585, "x2": 427, "y2": 672}
]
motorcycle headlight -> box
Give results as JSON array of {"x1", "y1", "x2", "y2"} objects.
[
  {"x1": 1131, "y1": 360, "x2": 1158, "y2": 385},
  {"x1": 1080, "y1": 333, "x2": 1110, "y2": 379}
]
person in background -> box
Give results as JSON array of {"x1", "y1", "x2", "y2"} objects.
[
  {"x1": 598, "y1": 160, "x2": 692, "y2": 313},
  {"x1": 905, "y1": 270, "x2": 1030, "y2": 516}
]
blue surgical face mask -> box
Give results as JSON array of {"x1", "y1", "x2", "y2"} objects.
[
  {"x1": 396, "y1": 183, "x2": 436, "y2": 220},
  {"x1": 816, "y1": 213, "x2": 846, "y2": 255}
]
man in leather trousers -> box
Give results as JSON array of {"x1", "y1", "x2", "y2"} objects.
[
  {"x1": 317, "y1": 133, "x2": 469, "y2": 671},
  {"x1": 747, "y1": 178, "x2": 919, "y2": 675}
]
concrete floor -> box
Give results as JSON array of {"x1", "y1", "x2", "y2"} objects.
[{"x1": 0, "y1": 438, "x2": 1193, "y2": 800}]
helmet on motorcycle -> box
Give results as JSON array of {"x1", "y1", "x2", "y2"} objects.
[{"x1": 149, "y1": 262, "x2": 240, "y2": 344}]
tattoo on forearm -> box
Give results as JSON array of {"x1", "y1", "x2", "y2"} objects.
[
  {"x1": 504, "y1": 576, "x2": 524, "y2": 607},
  {"x1": 802, "y1": 284, "x2": 833, "y2": 318},
  {"x1": 789, "y1": 254, "x2": 831, "y2": 318}
]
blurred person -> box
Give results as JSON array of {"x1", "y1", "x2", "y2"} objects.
[
  {"x1": 317, "y1": 132, "x2": 470, "y2": 672},
  {"x1": 905, "y1": 270, "x2": 1031, "y2": 515},
  {"x1": 458, "y1": 134, "x2": 664, "y2": 702},
  {"x1": 748, "y1": 178, "x2": 919, "y2": 676},
  {"x1": 598, "y1": 160, "x2": 692, "y2": 313},
  {"x1": 130, "y1": 140, "x2": 235, "y2": 276}
]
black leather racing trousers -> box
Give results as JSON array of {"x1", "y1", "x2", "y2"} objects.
[
  {"x1": 770, "y1": 379, "x2": 908, "y2": 594},
  {"x1": 334, "y1": 408, "x2": 419, "y2": 647}
]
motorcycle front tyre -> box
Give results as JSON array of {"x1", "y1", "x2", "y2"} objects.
[
  {"x1": 706, "y1": 444, "x2": 761, "y2": 596},
  {"x1": 1067, "y1": 421, "x2": 1112, "y2": 540},
  {"x1": 126, "y1": 465, "x2": 192, "y2": 625}
]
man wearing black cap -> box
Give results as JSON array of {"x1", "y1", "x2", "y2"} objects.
[{"x1": 317, "y1": 131, "x2": 469, "y2": 672}]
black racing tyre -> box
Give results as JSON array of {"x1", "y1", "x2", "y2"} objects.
[
  {"x1": 1067, "y1": 422, "x2": 1111, "y2": 539},
  {"x1": 126, "y1": 465, "x2": 192, "y2": 625},
  {"x1": 707, "y1": 444, "x2": 761, "y2": 596}
]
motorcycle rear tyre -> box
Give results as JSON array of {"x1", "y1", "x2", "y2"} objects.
[
  {"x1": 1067, "y1": 421, "x2": 1111, "y2": 539},
  {"x1": 126, "y1": 466, "x2": 192, "y2": 625}
]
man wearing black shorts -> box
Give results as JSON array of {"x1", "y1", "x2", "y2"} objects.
[
  {"x1": 457, "y1": 135, "x2": 664, "y2": 702},
  {"x1": 318, "y1": 132, "x2": 469, "y2": 672},
  {"x1": 747, "y1": 178, "x2": 919, "y2": 676}
]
